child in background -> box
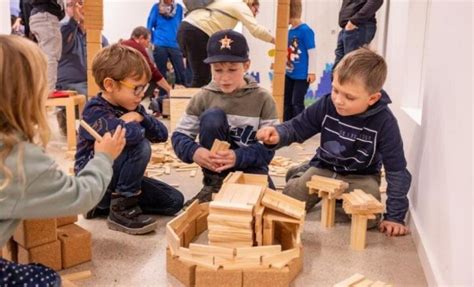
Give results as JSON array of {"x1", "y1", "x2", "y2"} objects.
[
  {"x1": 172, "y1": 30, "x2": 279, "y2": 207},
  {"x1": 284, "y1": 0, "x2": 316, "y2": 121},
  {"x1": 0, "y1": 35, "x2": 126, "y2": 285},
  {"x1": 258, "y1": 48, "x2": 411, "y2": 236},
  {"x1": 75, "y1": 44, "x2": 184, "y2": 235}
]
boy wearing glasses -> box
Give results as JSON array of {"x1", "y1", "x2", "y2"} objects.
[{"x1": 75, "y1": 44, "x2": 184, "y2": 235}]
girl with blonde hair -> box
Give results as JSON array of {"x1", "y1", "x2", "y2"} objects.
[{"x1": 0, "y1": 35, "x2": 126, "y2": 285}]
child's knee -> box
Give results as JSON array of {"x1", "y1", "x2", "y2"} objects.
[{"x1": 200, "y1": 108, "x2": 227, "y2": 130}]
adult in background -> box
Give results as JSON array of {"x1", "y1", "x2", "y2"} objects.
[
  {"x1": 121, "y1": 26, "x2": 173, "y2": 116},
  {"x1": 55, "y1": 0, "x2": 109, "y2": 135},
  {"x1": 178, "y1": 0, "x2": 274, "y2": 87},
  {"x1": 333, "y1": 0, "x2": 383, "y2": 71},
  {"x1": 147, "y1": 0, "x2": 187, "y2": 94}
]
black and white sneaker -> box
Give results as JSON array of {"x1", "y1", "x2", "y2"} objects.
[{"x1": 107, "y1": 194, "x2": 157, "y2": 235}]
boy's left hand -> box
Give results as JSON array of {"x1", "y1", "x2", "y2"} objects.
[
  {"x1": 210, "y1": 150, "x2": 236, "y2": 173},
  {"x1": 378, "y1": 220, "x2": 410, "y2": 236},
  {"x1": 307, "y1": 73, "x2": 316, "y2": 84},
  {"x1": 120, "y1": 112, "x2": 144, "y2": 123}
]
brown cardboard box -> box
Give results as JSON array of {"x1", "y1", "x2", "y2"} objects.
[
  {"x1": 14, "y1": 219, "x2": 57, "y2": 249},
  {"x1": 17, "y1": 240, "x2": 62, "y2": 271},
  {"x1": 57, "y1": 215, "x2": 78, "y2": 227},
  {"x1": 166, "y1": 248, "x2": 196, "y2": 287},
  {"x1": 243, "y1": 266, "x2": 290, "y2": 287},
  {"x1": 196, "y1": 266, "x2": 242, "y2": 287},
  {"x1": 57, "y1": 224, "x2": 92, "y2": 268}
]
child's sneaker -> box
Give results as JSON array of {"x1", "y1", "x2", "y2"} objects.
[{"x1": 107, "y1": 193, "x2": 157, "y2": 235}]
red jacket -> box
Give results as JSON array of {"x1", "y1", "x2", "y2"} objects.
[{"x1": 120, "y1": 38, "x2": 163, "y2": 82}]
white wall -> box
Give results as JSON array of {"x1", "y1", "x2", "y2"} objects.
[
  {"x1": 0, "y1": 0, "x2": 11, "y2": 34},
  {"x1": 384, "y1": 1, "x2": 472, "y2": 285}
]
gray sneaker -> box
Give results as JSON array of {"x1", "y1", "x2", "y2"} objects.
[{"x1": 107, "y1": 194, "x2": 157, "y2": 235}]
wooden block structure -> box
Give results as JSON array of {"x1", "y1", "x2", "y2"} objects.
[
  {"x1": 45, "y1": 93, "x2": 86, "y2": 150},
  {"x1": 0, "y1": 238, "x2": 18, "y2": 262},
  {"x1": 162, "y1": 98, "x2": 170, "y2": 116},
  {"x1": 334, "y1": 273, "x2": 392, "y2": 287},
  {"x1": 306, "y1": 175, "x2": 349, "y2": 228},
  {"x1": 83, "y1": 1, "x2": 103, "y2": 97},
  {"x1": 166, "y1": 172, "x2": 305, "y2": 286},
  {"x1": 10, "y1": 218, "x2": 92, "y2": 271},
  {"x1": 342, "y1": 190, "x2": 384, "y2": 250},
  {"x1": 170, "y1": 88, "x2": 201, "y2": 132}
]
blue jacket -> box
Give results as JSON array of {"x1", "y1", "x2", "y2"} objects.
[
  {"x1": 75, "y1": 94, "x2": 168, "y2": 173},
  {"x1": 275, "y1": 91, "x2": 411, "y2": 224},
  {"x1": 147, "y1": 2, "x2": 183, "y2": 49}
]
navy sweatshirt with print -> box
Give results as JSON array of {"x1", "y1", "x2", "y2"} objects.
[
  {"x1": 275, "y1": 91, "x2": 411, "y2": 224},
  {"x1": 75, "y1": 94, "x2": 168, "y2": 173}
]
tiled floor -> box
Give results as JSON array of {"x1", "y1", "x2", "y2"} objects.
[{"x1": 46, "y1": 112, "x2": 427, "y2": 286}]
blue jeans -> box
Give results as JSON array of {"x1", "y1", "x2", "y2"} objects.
[
  {"x1": 284, "y1": 76, "x2": 309, "y2": 121},
  {"x1": 98, "y1": 140, "x2": 184, "y2": 215},
  {"x1": 333, "y1": 22, "x2": 376, "y2": 71},
  {"x1": 199, "y1": 108, "x2": 275, "y2": 188},
  {"x1": 153, "y1": 46, "x2": 186, "y2": 96}
]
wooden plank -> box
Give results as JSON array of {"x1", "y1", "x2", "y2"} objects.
[
  {"x1": 166, "y1": 225, "x2": 181, "y2": 255},
  {"x1": 189, "y1": 243, "x2": 235, "y2": 259},
  {"x1": 79, "y1": 120, "x2": 102, "y2": 141},
  {"x1": 62, "y1": 270, "x2": 92, "y2": 281},
  {"x1": 261, "y1": 188, "x2": 305, "y2": 219},
  {"x1": 334, "y1": 273, "x2": 366, "y2": 287},
  {"x1": 261, "y1": 248, "x2": 300, "y2": 269},
  {"x1": 235, "y1": 245, "x2": 281, "y2": 258},
  {"x1": 353, "y1": 279, "x2": 374, "y2": 287}
]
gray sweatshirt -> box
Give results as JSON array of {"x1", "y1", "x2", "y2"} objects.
[{"x1": 0, "y1": 142, "x2": 113, "y2": 247}]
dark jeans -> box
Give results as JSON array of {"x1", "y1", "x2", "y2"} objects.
[
  {"x1": 97, "y1": 140, "x2": 184, "y2": 215},
  {"x1": 199, "y1": 108, "x2": 275, "y2": 188},
  {"x1": 177, "y1": 22, "x2": 211, "y2": 87},
  {"x1": 284, "y1": 76, "x2": 309, "y2": 121},
  {"x1": 333, "y1": 22, "x2": 377, "y2": 72},
  {"x1": 153, "y1": 45, "x2": 187, "y2": 97}
]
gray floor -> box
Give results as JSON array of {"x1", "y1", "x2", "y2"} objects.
[{"x1": 46, "y1": 112, "x2": 427, "y2": 286}]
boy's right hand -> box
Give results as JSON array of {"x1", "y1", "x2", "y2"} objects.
[
  {"x1": 193, "y1": 147, "x2": 219, "y2": 172},
  {"x1": 256, "y1": 126, "x2": 280, "y2": 145},
  {"x1": 94, "y1": 126, "x2": 126, "y2": 160}
]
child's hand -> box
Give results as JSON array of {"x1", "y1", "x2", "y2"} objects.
[
  {"x1": 192, "y1": 147, "x2": 219, "y2": 172},
  {"x1": 210, "y1": 150, "x2": 236, "y2": 173},
  {"x1": 307, "y1": 73, "x2": 316, "y2": 84},
  {"x1": 120, "y1": 112, "x2": 144, "y2": 123},
  {"x1": 256, "y1": 127, "x2": 280, "y2": 145},
  {"x1": 94, "y1": 125, "x2": 126, "y2": 160},
  {"x1": 378, "y1": 220, "x2": 410, "y2": 236}
]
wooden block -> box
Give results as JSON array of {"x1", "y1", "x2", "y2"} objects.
[
  {"x1": 321, "y1": 196, "x2": 336, "y2": 228},
  {"x1": 162, "y1": 98, "x2": 170, "y2": 116},
  {"x1": 170, "y1": 88, "x2": 200, "y2": 132},
  {"x1": 370, "y1": 280, "x2": 389, "y2": 287},
  {"x1": 243, "y1": 266, "x2": 290, "y2": 287},
  {"x1": 14, "y1": 219, "x2": 57, "y2": 249},
  {"x1": 195, "y1": 266, "x2": 242, "y2": 287},
  {"x1": 353, "y1": 279, "x2": 374, "y2": 287},
  {"x1": 183, "y1": 220, "x2": 197, "y2": 248},
  {"x1": 262, "y1": 248, "x2": 300, "y2": 269},
  {"x1": 178, "y1": 247, "x2": 217, "y2": 270},
  {"x1": 62, "y1": 270, "x2": 92, "y2": 282},
  {"x1": 276, "y1": 3, "x2": 290, "y2": 29},
  {"x1": 190, "y1": 243, "x2": 234, "y2": 259},
  {"x1": 287, "y1": 247, "x2": 303, "y2": 282},
  {"x1": 274, "y1": 50, "x2": 287, "y2": 72},
  {"x1": 0, "y1": 238, "x2": 17, "y2": 261},
  {"x1": 274, "y1": 222, "x2": 297, "y2": 250},
  {"x1": 86, "y1": 29, "x2": 101, "y2": 44},
  {"x1": 350, "y1": 215, "x2": 368, "y2": 251},
  {"x1": 261, "y1": 189, "x2": 305, "y2": 219},
  {"x1": 210, "y1": 139, "x2": 230, "y2": 153},
  {"x1": 57, "y1": 215, "x2": 78, "y2": 227},
  {"x1": 334, "y1": 273, "x2": 366, "y2": 287},
  {"x1": 166, "y1": 248, "x2": 196, "y2": 287},
  {"x1": 196, "y1": 211, "x2": 209, "y2": 236},
  {"x1": 166, "y1": 225, "x2": 181, "y2": 255},
  {"x1": 17, "y1": 240, "x2": 62, "y2": 271},
  {"x1": 275, "y1": 27, "x2": 289, "y2": 50},
  {"x1": 57, "y1": 224, "x2": 92, "y2": 268},
  {"x1": 235, "y1": 245, "x2": 281, "y2": 258}
]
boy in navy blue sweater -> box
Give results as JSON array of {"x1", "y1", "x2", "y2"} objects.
[
  {"x1": 257, "y1": 48, "x2": 411, "y2": 236},
  {"x1": 75, "y1": 44, "x2": 184, "y2": 235}
]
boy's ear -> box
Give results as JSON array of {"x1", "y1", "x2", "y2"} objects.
[
  {"x1": 103, "y1": 78, "x2": 115, "y2": 92},
  {"x1": 368, "y1": 92, "x2": 381, "y2": 106},
  {"x1": 243, "y1": 60, "x2": 251, "y2": 71}
]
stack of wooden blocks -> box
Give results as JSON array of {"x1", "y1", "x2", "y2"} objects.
[
  {"x1": 306, "y1": 175, "x2": 349, "y2": 228},
  {"x1": 170, "y1": 88, "x2": 201, "y2": 132},
  {"x1": 272, "y1": 0, "x2": 292, "y2": 119},
  {"x1": 208, "y1": 183, "x2": 265, "y2": 247},
  {"x1": 166, "y1": 171, "x2": 306, "y2": 287},
  {"x1": 342, "y1": 190, "x2": 384, "y2": 250},
  {"x1": 1, "y1": 216, "x2": 92, "y2": 271},
  {"x1": 83, "y1": 1, "x2": 103, "y2": 97}
]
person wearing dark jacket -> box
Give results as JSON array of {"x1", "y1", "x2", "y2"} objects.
[
  {"x1": 257, "y1": 48, "x2": 411, "y2": 237},
  {"x1": 333, "y1": 0, "x2": 383, "y2": 72}
]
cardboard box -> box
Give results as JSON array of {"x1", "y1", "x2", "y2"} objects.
[
  {"x1": 243, "y1": 267, "x2": 290, "y2": 287},
  {"x1": 17, "y1": 240, "x2": 62, "y2": 271},
  {"x1": 57, "y1": 215, "x2": 78, "y2": 227},
  {"x1": 166, "y1": 248, "x2": 196, "y2": 287},
  {"x1": 14, "y1": 219, "x2": 57, "y2": 249},
  {"x1": 57, "y1": 224, "x2": 92, "y2": 268},
  {"x1": 196, "y1": 266, "x2": 242, "y2": 287}
]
